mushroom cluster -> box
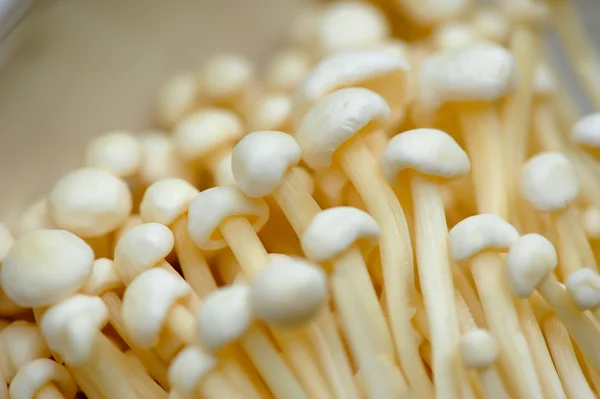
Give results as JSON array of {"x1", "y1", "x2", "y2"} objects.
[{"x1": 2, "y1": 0, "x2": 600, "y2": 398}]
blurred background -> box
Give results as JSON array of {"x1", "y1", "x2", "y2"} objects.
[{"x1": 0, "y1": 0, "x2": 596, "y2": 225}]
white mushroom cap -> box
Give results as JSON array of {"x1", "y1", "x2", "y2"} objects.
[
  {"x1": 316, "y1": 1, "x2": 390, "y2": 56},
  {"x1": 296, "y1": 88, "x2": 391, "y2": 170},
  {"x1": 565, "y1": 268, "x2": 600, "y2": 309},
  {"x1": 114, "y1": 223, "x2": 175, "y2": 285},
  {"x1": 582, "y1": 207, "x2": 600, "y2": 239},
  {"x1": 82, "y1": 130, "x2": 142, "y2": 178},
  {"x1": 187, "y1": 186, "x2": 269, "y2": 251},
  {"x1": 250, "y1": 94, "x2": 292, "y2": 132},
  {"x1": 199, "y1": 54, "x2": 255, "y2": 101},
  {"x1": 40, "y1": 295, "x2": 109, "y2": 365},
  {"x1": 16, "y1": 197, "x2": 55, "y2": 237},
  {"x1": 572, "y1": 113, "x2": 600, "y2": 148},
  {"x1": 433, "y1": 22, "x2": 479, "y2": 51},
  {"x1": 302, "y1": 206, "x2": 380, "y2": 262},
  {"x1": 381, "y1": 128, "x2": 470, "y2": 182},
  {"x1": 0, "y1": 223, "x2": 14, "y2": 262},
  {"x1": 448, "y1": 214, "x2": 520, "y2": 261},
  {"x1": 174, "y1": 109, "x2": 244, "y2": 162},
  {"x1": 48, "y1": 168, "x2": 132, "y2": 237},
  {"x1": 505, "y1": 234, "x2": 558, "y2": 298},
  {"x1": 0, "y1": 321, "x2": 51, "y2": 382},
  {"x1": 9, "y1": 358, "x2": 77, "y2": 399},
  {"x1": 534, "y1": 63, "x2": 556, "y2": 96},
  {"x1": 398, "y1": 0, "x2": 469, "y2": 26},
  {"x1": 520, "y1": 152, "x2": 579, "y2": 212},
  {"x1": 265, "y1": 49, "x2": 312, "y2": 93},
  {"x1": 81, "y1": 258, "x2": 124, "y2": 296},
  {"x1": 137, "y1": 131, "x2": 193, "y2": 186},
  {"x1": 196, "y1": 285, "x2": 253, "y2": 351},
  {"x1": 250, "y1": 255, "x2": 328, "y2": 327},
  {"x1": 140, "y1": 178, "x2": 199, "y2": 226},
  {"x1": 156, "y1": 72, "x2": 200, "y2": 129},
  {"x1": 122, "y1": 268, "x2": 192, "y2": 349},
  {"x1": 418, "y1": 42, "x2": 517, "y2": 112},
  {"x1": 169, "y1": 346, "x2": 217, "y2": 398},
  {"x1": 459, "y1": 329, "x2": 500, "y2": 369},
  {"x1": 232, "y1": 131, "x2": 302, "y2": 197},
  {"x1": 1, "y1": 230, "x2": 94, "y2": 307},
  {"x1": 471, "y1": 7, "x2": 510, "y2": 44},
  {"x1": 295, "y1": 49, "x2": 408, "y2": 121}
]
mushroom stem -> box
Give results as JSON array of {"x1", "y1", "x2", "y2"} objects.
[
  {"x1": 173, "y1": 216, "x2": 217, "y2": 298},
  {"x1": 537, "y1": 272, "x2": 600, "y2": 371},
  {"x1": 478, "y1": 366, "x2": 510, "y2": 399},
  {"x1": 552, "y1": 209, "x2": 599, "y2": 279},
  {"x1": 542, "y1": 315, "x2": 595, "y2": 399},
  {"x1": 470, "y1": 253, "x2": 543, "y2": 398},
  {"x1": 410, "y1": 174, "x2": 461, "y2": 398},
  {"x1": 199, "y1": 371, "x2": 247, "y2": 399},
  {"x1": 37, "y1": 384, "x2": 67, "y2": 399},
  {"x1": 458, "y1": 104, "x2": 508, "y2": 218},
  {"x1": 337, "y1": 136, "x2": 433, "y2": 399},
  {"x1": 272, "y1": 168, "x2": 322, "y2": 233}
]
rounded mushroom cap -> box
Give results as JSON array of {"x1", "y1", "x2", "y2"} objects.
[
  {"x1": 174, "y1": 108, "x2": 244, "y2": 162},
  {"x1": 250, "y1": 94, "x2": 292, "y2": 132},
  {"x1": 448, "y1": 214, "x2": 519, "y2": 261},
  {"x1": 505, "y1": 234, "x2": 558, "y2": 298},
  {"x1": 2, "y1": 230, "x2": 94, "y2": 308},
  {"x1": 582, "y1": 207, "x2": 600, "y2": 239},
  {"x1": 471, "y1": 7, "x2": 510, "y2": 44},
  {"x1": 122, "y1": 268, "x2": 191, "y2": 349},
  {"x1": 40, "y1": 295, "x2": 109, "y2": 365},
  {"x1": 419, "y1": 42, "x2": 517, "y2": 111},
  {"x1": 381, "y1": 128, "x2": 470, "y2": 182},
  {"x1": 433, "y1": 22, "x2": 479, "y2": 51},
  {"x1": 114, "y1": 222, "x2": 175, "y2": 285},
  {"x1": 232, "y1": 131, "x2": 302, "y2": 198},
  {"x1": 0, "y1": 223, "x2": 14, "y2": 262},
  {"x1": 265, "y1": 49, "x2": 312, "y2": 93},
  {"x1": 81, "y1": 258, "x2": 124, "y2": 296},
  {"x1": 302, "y1": 206, "x2": 380, "y2": 262},
  {"x1": 16, "y1": 197, "x2": 55, "y2": 238},
  {"x1": 82, "y1": 130, "x2": 142, "y2": 178},
  {"x1": 572, "y1": 113, "x2": 600, "y2": 148},
  {"x1": 565, "y1": 268, "x2": 600, "y2": 309},
  {"x1": 9, "y1": 358, "x2": 77, "y2": 399},
  {"x1": 156, "y1": 72, "x2": 200, "y2": 129},
  {"x1": 459, "y1": 329, "x2": 500, "y2": 369},
  {"x1": 0, "y1": 321, "x2": 51, "y2": 382},
  {"x1": 520, "y1": 152, "x2": 579, "y2": 212},
  {"x1": 316, "y1": 1, "x2": 390, "y2": 56},
  {"x1": 187, "y1": 186, "x2": 269, "y2": 251},
  {"x1": 137, "y1": 131, "x2": 193, "y2": 186},
  {"x1": 196, "y1": 285, "x2": 253, "y2": 351},
  {"x1": 48, "y1": 168, "x2": 132, "y2": 237},
  {"x1": 250, "y1": 255, "x2": 328, "y2": 327},
  {"x1": 199, "y1": 54, "x2": 255, "y2": 100},
  {"x1": 140, "y1": 178, "x2": 199, "y2": 226},
  {"x1": 168, "y1": 346, "x2": 217, "y2": 398},
  {"x1": 296, "y1": 88, "x2": 391, "y2": 170}
]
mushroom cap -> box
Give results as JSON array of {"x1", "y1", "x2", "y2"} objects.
[
  {"x1": 433, "y1": 22, "x2": 479, "y2": 51},
  {"x1": 196, "y1": 285, "x2": 253, "y2": 351},
  {"x1": 250, "y1": 94, "x2": 293, "y2": 132},
  {"x1": 48, "y1": 168, "x2": 132, "y2": 237},
  {"x1": 316, "y1": 1, "x2": 390, "y2": 56},
  {"x1": 250, "y1": 255, "x2": 328, "y2": 327},
  {"x1": 137, "y1": 131, "x2": 192, "y2": 186},
  {"x1": 9, "y1": 358, "x2": 77, "y2": 399},
  {"x1": 82, "y1": 130, "x2": 142, "y2": 178},
  {"x1": 168, "y1": 346, "x2": 217, "y2": 398},
  {"x1": 140, "y1": 178, "x2": 199, "y2": 226},
  {"x1": 40, "y1": 295, "x2": 109, "y2": 365},
  {"x1": 232, "y1": 131, "x2": 302, "y2": 198},
  {"x1": 381, "y1": 128, "x2": 470, "y2": 182},
  {"x1": 0, "y1": 223, "x2": 14, "y2": 262},
  {"x1": 459, "y1": 329, "x2": 500, "y2": 369},
  {"x1": 471, "y1": 7, "x2": 510, "y2": 44},
  {"x1": 581, "y1": 207, "x2": 600, "y2": 239},
  {"x1": 448, "y1": 214, "x2": 519, "y2": 261},
  {"x1": 418, "y1": 42, "x2": 517, "y2": 112},
  {"x1": 0, "y1": 321, "x2": 51, "y2": 381},
  {"x1": 520, "y1": 152, "x2": 579, "y2": 212},
  {"x1": 572, "y1": 113, "x2": 600, "y2": 148},
  {"x1": 265, "y1": 49, "x2": 312, "y2": 93},
  {"x1": 505, "y1": 234, "x2": 558, "y2": 298},
  {"x1": 565, "y1": 268, "x2": 600, "y2": 309},
  {"x1": 81, "y1": 258, "x2": 124, "y2": 297},
  {"x1": 156, "y1": 72, "x2": 200, "y2": 129},
  {"x1": 302, "y1": 206, "x2": 380, "y2": 262},
  {"x1": 533, "y1": 63, "x2": 556, "y2": 96},
  {"x1": 296, "y1": 87, "x2": 391, "y2": 170},
  {"x1": 2, "y1": 230, "x2": 94, "y2": 308},
  {"x1": 122, "y1": 268, "x2": 192, "y2": 349},
  {"x1": 199, "y1": 53, "x2": 255, "y2": 101},
  {"x1": 187, "y1": 186, "x2": 269, "y2": 251},
  {"x1": 174, "y1": 108, "x2": 244, "y2": 162},
  {"x1": 114, "y1": 223, "x2": 175, "y2": 285}
]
